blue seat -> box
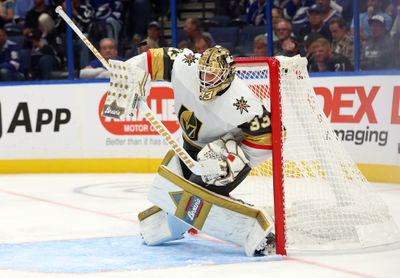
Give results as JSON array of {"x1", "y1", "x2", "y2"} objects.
[
  {"x1": 239, "y1": 25, "x2": 267, "y2": 46},
  {"x1": 4, "y1": 23, "x2": 23, "y2": 36},
  {"x1": 208, "y1": 26, "x2": 240, "y2": 48},
  {"x1": 176, "y1": 28, "x2": 188, "y2": 44},
  {"x1": 236, "y1": 25, "x2": 268, "y2": 57},
  {"x1": 7, "y1": 35, "x2": 25, "y2": 48},
  {"x1": 209, "y1": 15, "x2": 231, "y2": 27}
]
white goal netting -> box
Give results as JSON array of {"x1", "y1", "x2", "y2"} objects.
[{"x1": 231, "y1": 56, "x2": 400, "y2": 251}]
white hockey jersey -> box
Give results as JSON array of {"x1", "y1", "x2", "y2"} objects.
[{"x1": 127, "y1": 48, "x2": 272, "y2": 168}]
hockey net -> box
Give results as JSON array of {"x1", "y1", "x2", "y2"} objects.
[{"x1": 231, "y1": 56, "x2": 400, "y2": 255}]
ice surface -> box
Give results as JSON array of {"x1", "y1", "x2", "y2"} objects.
[{"x1": 0, "y1": 173, "x2": 399, "y2": 278}]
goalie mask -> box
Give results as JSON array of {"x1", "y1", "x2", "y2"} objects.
[{"x1": 198, "y1": 46, "x2": 235, "y2": 102}]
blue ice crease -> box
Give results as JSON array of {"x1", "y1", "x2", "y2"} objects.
[{"x1": 0, "y1": 236, "x2": 282, "y2": 273}]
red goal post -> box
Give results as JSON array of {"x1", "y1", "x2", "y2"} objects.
[{"x1": 233, "y1": 56, "x2": 400, "y2": 255}]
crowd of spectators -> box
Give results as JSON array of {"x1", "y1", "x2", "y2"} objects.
[{"x1": 0, "y1": 0, "x2": 400, "y2": 82}]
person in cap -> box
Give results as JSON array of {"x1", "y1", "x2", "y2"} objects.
[
  {"x1": 351, "y1": 0, "x2": 393, "y2": 41},
  {"x1": 360, "y1": 14, "x2": 395, "y2": 70},
  {"x1": 147, "y1": 21, "x2": 168, "y2": 47},
  {"x1": 299, "y1": 4, "x2": 332, "y2": 43}
]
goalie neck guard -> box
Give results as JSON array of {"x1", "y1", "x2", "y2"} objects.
[{"x1": 198, "y1": 46, "x2": 235, "y2": 102}]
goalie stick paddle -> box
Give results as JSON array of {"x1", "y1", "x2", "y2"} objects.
[{"x1": 55, "y1": 6, "x2": 204, "y2": 175}]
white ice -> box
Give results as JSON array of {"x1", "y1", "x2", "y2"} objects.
[{"x1": 0, "y1": 173, "x2": 399, "y2": 278}]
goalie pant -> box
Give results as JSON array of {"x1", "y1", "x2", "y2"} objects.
[{"x1": 138, "y1": 151, "x2": 274, "y2": 257}]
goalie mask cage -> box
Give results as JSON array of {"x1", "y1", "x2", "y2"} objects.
[{"x1": 233, "y1": 56, "x2": 400, "y2": 255}]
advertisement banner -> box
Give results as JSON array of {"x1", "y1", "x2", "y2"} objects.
[
  {"x1": 311, "y1": 75, "x2": 399, "y2": 166},
  {"x1": 0, "y1": 74, "x2": 399, "y2": 181}
]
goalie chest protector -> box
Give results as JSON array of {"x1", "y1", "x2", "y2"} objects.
[{"x1": 171, "y1": 49, "x2": 263, "y2": 147}]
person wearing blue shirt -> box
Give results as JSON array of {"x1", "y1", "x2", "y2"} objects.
[
  {"x1": 351, "y1": 0, "x2": 393, "y2": 41},
  {"x1": 247, "y1": 0, "x2": 268, "y2": 26},
  {"x1": 284, "y1": 0, "x2": 315, "y2": 25},
  {"x1": 0, "y1": 27, "x2": 24, "y2": 81}
]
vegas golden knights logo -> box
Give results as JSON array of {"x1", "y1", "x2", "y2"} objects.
[{"x1": 178, "y1": 105, "x2": 202, "y2": 141}]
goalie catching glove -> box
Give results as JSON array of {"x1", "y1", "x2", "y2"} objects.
[
  {"x1": 102, "y1": 59, "x2": 151, "y2": 120},
  {"x1": 197, "y1": 133, "x2": 249, "y2": 186}
]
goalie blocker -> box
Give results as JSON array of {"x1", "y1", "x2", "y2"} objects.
[{"x1": 138, "y1": 150, "x2": 275, "y2": 256}]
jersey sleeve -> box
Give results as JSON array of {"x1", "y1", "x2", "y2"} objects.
[
  {"x1": 238, "y1": 106, "x2": 272, "y2": 168},
  {"x1": 126, "y1": 47, "x2": 183, "y2": 82}
]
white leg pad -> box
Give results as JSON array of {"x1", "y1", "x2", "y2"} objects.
[
  {"x1": 138, "y1": 205, "x2": 191, "y2": 245},
  {"x1": 147, "y1": 151, "x2": 274, "y2": 256}
]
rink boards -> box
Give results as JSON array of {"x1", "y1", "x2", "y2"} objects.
[{"x1": 0, "y1": 73, "x2": 399, "y2": 183}]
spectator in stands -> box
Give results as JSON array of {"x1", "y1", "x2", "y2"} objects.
[
  {"x1": 194, "y1": 34, "x2": 212, "y2": 54},
  {"x1": 137, "y1": 38, "x2": 159, "y2": 55},
  {"x1": 56, "y1": 0, "x2": 93, "y2": 69},
  {"x1": 280, "y1": 37, "x2": 302, "y2": 57},
  {"x1": 0, "y1": 27, "x2": 24, "y2": 81},
  {"x1": 299, "y1": 4, "x2": 332, "y2": 43},
  {"x1": 389, "y1": 1, "x2": 400, "y2": 67},
  {"x1": 283, "y1": 0, "x2": 315, "y2": 37},
  {"x1": 390, "y1": 2, "x2": 400, "y2": 38},
  {"x1": 385, "y1": 0, "x2": 400, "y2": 19},
  {"x1": 180, "y1": 18, "x2": 214, "y2": 49},
  {"x1": 23, "y1": 12, "x2": 63, "y2": 80},
  {"x1": 177, "y1": 40, "x2": 193, "y2": 50},
  {"x1": 123, "y1": 0, "x2": 151, "y2": 40},
  {"x1": 23, "y1": 0, "x2": 52, "y2": 37},
  {"x1": 80, "y1": 38, "x2": 124, "y2": 79},
  {"x1": 253, "y1": 34, "x2": 268, "y2": 57},
  {"x1": 90, "y1": 0, "x2": 123, "y2": 43},
  {"x1": 246, "y1": 0, "x2": 267, "y2": 26},
  {"x1": 13, "y1": 0, "x2": 34, "y2": 25},
  {"x1": 273, "y1": 18, "x2": 302, "y2": 56},
  {"x1": 56, "y1": 0, "x2": 93, "y2": 34},
  {"x1": 315, "y1": 0, "x2": 342, "y2": 28},
  {"x1": 146, "y1": 21, "x2": 168, "y2": 47},
  {"x1": 308, "y1": 37, "x2": 353, "y2": 72},
  {"x1": 330, "y1": 0, "x2": 353, "y2": 23},
  {"x1": 124, "y1": 37, "x2": 160, "y2": 59},
  {"x1": 329, "y1": 17, "x2": 354, "y2": 66},
  {"x1": 0, "y1": 0, "x2": 15, "y2": 28},
  {"x1": 271, "y1": 7, "x2": 284, "y2": 41},
  {"x1": 360, "y1": 14, "x2": 396, "y2": 70},
  {"x1": 351, "y1": 0, "x2": 393, "y2": 41}
]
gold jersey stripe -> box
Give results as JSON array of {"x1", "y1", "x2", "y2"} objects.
[
  {"x1": 149, "y1": 48, "x2": 165, "y2": 81},
  {"x1": 243, "y1": 133, "x2": 272, "y2": 147}
]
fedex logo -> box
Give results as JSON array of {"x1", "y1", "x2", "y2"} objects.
[{"x1": 314, "y1": 86, "x2": 400, "y2": 124}]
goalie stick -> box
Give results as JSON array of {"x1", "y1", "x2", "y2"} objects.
[{"x1": 55, "y1": 6, "x2": 213, "y2": 176}]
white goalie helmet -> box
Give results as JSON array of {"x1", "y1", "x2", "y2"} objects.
[{"x1": 198, "y1": 46, "x2": 235, "y2": 102}]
